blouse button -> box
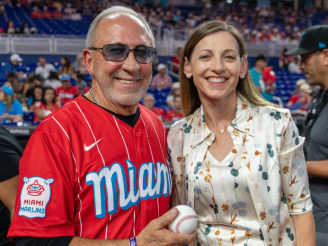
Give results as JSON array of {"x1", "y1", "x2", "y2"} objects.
[
  {"x1": 140, "y1": 147, "x2": 144, "y2": 153},
  {"x1": 257, "y1": 203, "x2": 262, "y2": 208},
  {"x1": 147, "y1": 205, "x2": 151, "y2": 211},
  {"x1": 263, "y1": 225, "x2": 267, "y2": 230},
  {"x1": 251, "y1": 181, "x2": 256, "y2": 186}
]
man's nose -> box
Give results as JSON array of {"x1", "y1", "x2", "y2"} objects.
[{"x1": 121, "y1": 50, "x2": 140, "y2": 73}]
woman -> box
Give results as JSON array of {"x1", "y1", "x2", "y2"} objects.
[
  {"x1": 167, "y1": 21, "x2": 315, "y2": 246},
  {"x1": 44, "y1": 70, "x2": 62, "y2": 89},
  {"x1": 33, "y1": 87, "x2": 60, "y2": 123},
  {"x1": 6, "y1": 20, "x2": 16, "y2": 34},
  {"x1": 27, "y1": 85, "x2": 43, "y2": 109},
  {"x1": 0, "y1": 85, "x2": 23, "y2": 122},
  {"x1": 58, "y1": 56, "x2": 74, "y2": 77},
  {"x1": 73, "y1": 54, "x2": 88, "y2": 75}
]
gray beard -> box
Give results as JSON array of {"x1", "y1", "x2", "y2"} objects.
[{"x1": 94, "y1": 71, "x2": 152, "y2": 106}]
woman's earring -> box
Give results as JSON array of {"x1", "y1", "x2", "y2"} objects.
[
  {"x1": 187, "y1": 74, "x2": 191, "y2": 78},
  {"x1": 241, "y1": 75, "x2": 245, "y2": 79}
]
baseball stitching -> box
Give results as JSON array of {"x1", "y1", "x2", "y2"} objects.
[{"x1": 175, "y1": 215, "x2": 198, "y2": 233}]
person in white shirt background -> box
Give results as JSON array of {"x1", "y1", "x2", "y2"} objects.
[{"x1": 35, "y1": 56, "x2": 55, "y2": 79}]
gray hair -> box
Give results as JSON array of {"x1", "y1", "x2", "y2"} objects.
[
  {"x1": 143, "y1": 93, "x2": 155, "y2": 102},
  {"x1": 86, "y1": 6, "x2": 155, "y2": 48}
]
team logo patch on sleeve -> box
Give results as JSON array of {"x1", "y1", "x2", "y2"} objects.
[{"x1": 18, "y1": 177, "x2": 54, "y2": 218}]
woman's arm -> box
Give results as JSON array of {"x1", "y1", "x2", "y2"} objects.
[
  {"x1": 291, "y1": 211, "x2": 315, "y2": 246},
  {"x1": 34, "y1": 108, "x2": 45, "y2": 120}
]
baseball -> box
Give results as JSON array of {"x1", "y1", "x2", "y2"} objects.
[{"x1": 169, "y1": 205, "x2": 198, "y2": 234}]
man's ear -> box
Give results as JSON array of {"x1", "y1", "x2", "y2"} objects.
[
  {"x1": 322, "y1": 49, "x2": 328, "y2": 66},
  {"x1": 184, "y1": 56, "x2": 191, "y2": 77},
  {"x1": 83, "y1": 49, "x2": 94, "y2": 76}
]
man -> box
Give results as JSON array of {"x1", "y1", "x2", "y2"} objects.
[
  {"x1": 55, "y1": 74, "x2": 80, "y2": 105},
  {"x1": 6, "y1": 71, "x2": 23, "y2": 95},
  {"x1": 150, "y1": 63, "x2": 173, "y2": 89},
  {"x1": 75, "y1": 73, "x2": 87, "y2": 93},
  {"x1": 0, "y1": 126, "x2": 23, "y2": 246},
  {"x1": 285, "y1": 24, "x2": 328, "y2": 244},
  {"x1": 35, "y1": 56, "x2": 55, "y2": 79},
  {"x1": 166, "y1": 95, "x2": 184, "y2": 122},
  {"x1": 288, "y1": 55, "x2": 302, "y2": 74},
  {"x1": 142, "y1": 93, "x2": 165, "y2": 121},
  {"x1": 249, "y1": 55, "x2": 275, "y2": 101},
  {"x1": 1, "y1": 54, "x2": 23, "y2": 79},
  {"x1": 8, "y1": 6, "x2": 196, "y2": 246}
]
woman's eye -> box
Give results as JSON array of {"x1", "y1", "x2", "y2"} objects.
[
  {"x1": 225, "y1": 55, "x2": 236, "y2": 61},
  {"x1": 200, "y1": 55, "x2": 210, "y2": 60}
]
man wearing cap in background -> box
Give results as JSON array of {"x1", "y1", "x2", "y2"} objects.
[
  {"x1": 55, "y1": 74, "x2": 80, "y2": 105},
  {"x1": 142, "y1": 93, "x2": 166, "y2": 121},
  {"x1": 150, "y1": 63, "x2": 173, "y2": 89},
  {"x1": 249, "y1": 54, "x2": 276, "y2": 102},
  {"x1": 0, "y1": 54, "x2": 23, "y2": 80},
  {"x1": 286, "y1": 25, "x2": 328, "y2": 243},
  {"x1": 288, "y1": 55, "x2": 302, "y2": 74}
]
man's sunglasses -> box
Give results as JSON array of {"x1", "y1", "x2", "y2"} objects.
[{"x1": 88, "y1": 44, "x2": 158, "y2": 64}]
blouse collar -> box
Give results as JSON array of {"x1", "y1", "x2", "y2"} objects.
[{"x1": 190, "y1": 96, "x2": 254, "y2": 148}]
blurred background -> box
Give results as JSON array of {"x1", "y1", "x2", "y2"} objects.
[{"x1": 0, "y1": 0, "x2": 325, "y2": 146}]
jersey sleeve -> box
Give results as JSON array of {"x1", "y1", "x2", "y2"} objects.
[{"x1": 8, "y1": 130, "x2": 76, "y2": 241}]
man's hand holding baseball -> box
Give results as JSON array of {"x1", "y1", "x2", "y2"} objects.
[{"x1": 136, "y1": 208, "x2": 197, "y2": 246}]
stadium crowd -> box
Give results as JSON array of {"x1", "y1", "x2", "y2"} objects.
[{"x1": 0, "y1": 0, "x2": 327, "y2": 43}]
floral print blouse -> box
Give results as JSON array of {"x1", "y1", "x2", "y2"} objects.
[{"x1": 167, "y1": 97, "x2": 312, "y2": 246}]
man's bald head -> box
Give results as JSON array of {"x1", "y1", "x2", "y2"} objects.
[{"x1": 86, "y1": 6, "x2": 155, "y2": 48}]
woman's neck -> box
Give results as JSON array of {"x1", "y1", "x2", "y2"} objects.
[
  {"x1": 46, "y1": 102, "x2": 53, "y2": 108},
  {"x1": 201, "y1": 92, "x2": 237, "y2": 131}
]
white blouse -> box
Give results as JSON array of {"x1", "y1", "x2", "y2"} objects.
[{"x1": 167, "y1": 97, "x2": 312, "y2": 246}]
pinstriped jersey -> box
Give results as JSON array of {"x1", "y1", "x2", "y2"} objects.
[{"x1": 8, "y1": 96, "x2": 171, "y2": 241}]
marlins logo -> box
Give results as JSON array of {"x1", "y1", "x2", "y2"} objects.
[{"x1": 19, "y1": 177, "x2": 54, "y2": 218}]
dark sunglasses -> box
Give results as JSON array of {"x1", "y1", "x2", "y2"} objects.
[{"x1": 88, "y1": 44, "x2": 158, "y2": 64}]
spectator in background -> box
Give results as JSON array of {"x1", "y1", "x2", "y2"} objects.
[
  {"x1": 0, "y1": 85, "x2": 23, "y2": 122},
  {"x1": 53, "y1": 7, "x2": 63, "y2": 19},
  {"x1": 19, "y1": 22, "x2": 29, "y2": 35},
  {"x1": 250, "y1": 55, "x2": 274, "y2": 101},
  {"x1": 288, "y1": 55, "x2": 302, "y2": 74},
  {"x1": 55, "y1": 74, "x2": 80, "y2": 105},
  {"x1": 33, "y1": 87, "x2": 60, "y2": 123},
  {"x1": 24, "y1": 74, "x2": 44, "y2": 99},
  {"x1": 27, "y1": 85, "x2": 43, "y2": 109},
  {"x1": 0, "y1": 125, "x2": 23, "y2": 246},
  {"x1": 41, "y1": 6, "x2": 51, "y2": 19},
  {"x1": 58, "y1": 56, "x2": 74, "y2": 77},
  {"x1": 75, "y1": 73, "x2": 87, "y2": 93},
  {"x1": 150, "y1": 63, "x2": 173, "y2": 89},
  {"x1": 172, "y1": 47, "x2": 182, "y2": 73},
  {"x1": 279, "y1": 47, "x2": 291, "y2": 68},
  {"x1": 31, "y1": 6, "x2": 40, "y2": 19},
  {"x1": 0, "y1": 5, "x2": 7, "y2": 17},
  {"x1": 142, "y1": 93, "x2": 165, "y2": 121},
  {"x1": 6, "y1": 20, "x2": 16, "y2": 34},
  {"x1": 1, "y1": 54, "x2": 23, "y2": 79},
  {"x1": 82, "y1": 75, "x2": 92, "y2": 94},
  {"x1": 166, "y1": 82, "x2": 180, "y2": 107},
  {"x1": 270, "y1": 28, "x2": 281, "y2": 43},
  {"x1": 166, "y1": 95, "x2": 184, "y2": 121},
  {"x1": 287, "y1": 83, "x2": 312, "y2": 113},
  {"x1": 6, "y1": 71, "x2": 23, "y2": 95},
  {"x1": 35, "y1": 56, "x2": 55, "y2": 79},
  {"x1": 44, "y1": 70, "x2": 62, "y2": 89},
  {"x1": 73, "y1": 54, "x2": 88, "y2": 75}
]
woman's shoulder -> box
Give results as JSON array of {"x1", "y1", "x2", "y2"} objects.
[{"x1": 254, "y1": 104, "x2": 292, "y2": 123}]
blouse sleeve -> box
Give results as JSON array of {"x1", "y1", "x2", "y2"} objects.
[
  {"x1": 167, "y1": 122, "x2": 187, "y2": 207},
  {"x1": 279, "y1": 111, "x2": 312, "y2": 214}
]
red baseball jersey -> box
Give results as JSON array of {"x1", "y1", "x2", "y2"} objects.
[
  {"x1": 166, "y1": 109, "x2": 184, "y2": 122},
  {"x1": 55, "y1": 86, "x2": 80, "y2": 105},
  {"x1": 33, "y1": 101, "x2": 59, "y2": 122},
  {"x1": 8, "y1": 96, "x2": 171, "y2": 241}
]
